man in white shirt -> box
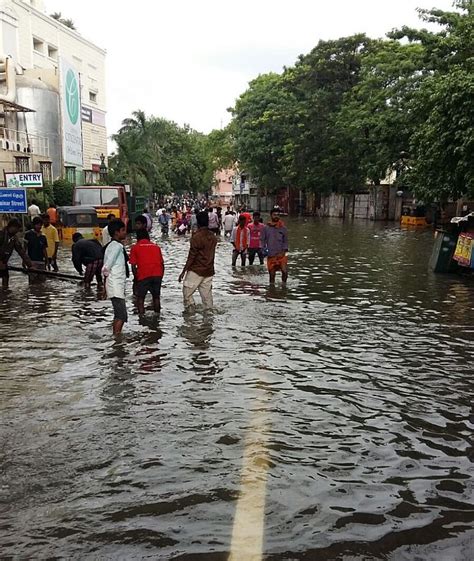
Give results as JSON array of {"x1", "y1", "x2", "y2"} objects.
[
  {"x1": 223, "y1": 211, "x2": 236, "y2": 237},
  {"x1": 28, "y1": 200, "x2": 41, "y2": 219},
  {"x1": 102, "y1": 219, "x2": 129, "y2": 335},
  {"x1": 101, "y1": 213, "x2": 116, "y2": 246}
]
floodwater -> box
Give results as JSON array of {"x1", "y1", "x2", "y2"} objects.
[{"x1": 0, "y1": 218, "x2": 473, "y2": 561}]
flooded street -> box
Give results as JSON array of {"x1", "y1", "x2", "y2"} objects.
[{"x1": 1, "y1": 218, "x2": 473, "y2": 560}]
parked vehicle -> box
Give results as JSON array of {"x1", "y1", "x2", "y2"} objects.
[
  {"x1": 73, "y1": 184, "x2": 149, "y2": 232},
  {"x1": 73, "y1": 185, "x2": 129, "y2": 229},
  {"x1": 57, "y1": 206, "x2": 101, "y2": 243}
]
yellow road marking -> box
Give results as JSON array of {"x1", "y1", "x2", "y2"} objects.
[{"x1": 229, "y1": 407, "x2": 270, "y2": 561}]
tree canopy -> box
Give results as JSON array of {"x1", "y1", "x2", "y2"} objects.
[
  {"x1": 109, "y1": 112, "x2": 209, "y2": 196},
  {"x1": 110, "y1": 2, "x2": 473, "y2": 203},
  {"x1": 228, "y1": 1, "x2": 473, "y2": 201}
]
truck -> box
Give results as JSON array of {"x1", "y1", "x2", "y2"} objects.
[{"x1": 73, "y1": 184, "x2": 148, "y2": 231}]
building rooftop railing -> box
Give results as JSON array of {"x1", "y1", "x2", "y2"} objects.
[{"x1": 0, "y1": 127, "x2": 50, "y2": 157}]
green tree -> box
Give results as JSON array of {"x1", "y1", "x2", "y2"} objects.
[
  {"x1": 52, "y1": 179, "x2": 74, "y2": 206},
  {"x1": 282, "y1": 34, "x2": 372, "y2": 192},
  {"x1": 390, "y1": 0, "x2": 474, "y2": 200},
  {"x1": 407, "y1": 68, "x2": 474, "y2": 201},
  {"x1": 337, "y1": 40, "x2": 426, "y2": 186},
  {"x1": 231, "y1": 72, "x2": 296, "y2": 190},
  {"x1": 109, "y1": 111, "x2": 209, "y2": 196}
]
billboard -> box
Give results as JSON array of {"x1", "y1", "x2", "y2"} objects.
[{"x1": 60, "y1": 58, "x2": 83, "y2": 167}]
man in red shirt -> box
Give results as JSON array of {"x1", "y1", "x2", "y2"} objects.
[
  {"x1": 129, "y1": 230, "x2": 164, "y2": 315},
  {"x1": 248, "y1": 211, "x2": 265, "y2": 265}
]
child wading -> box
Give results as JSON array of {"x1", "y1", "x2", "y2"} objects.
[
  {"x1": 102, "y1": 220, "x2": 129, "y2": 335},
  {"x1": 129, "y1": 230, "x2": 164, "y2": 315}
]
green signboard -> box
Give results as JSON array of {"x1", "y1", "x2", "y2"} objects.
[{"x1": 4, "y1": 172, "x2": 43, "y2": 189}]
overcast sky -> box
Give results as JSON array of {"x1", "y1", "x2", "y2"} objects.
[{"x1": 46, "y1": 0, "x2": 454, "y2": 140}]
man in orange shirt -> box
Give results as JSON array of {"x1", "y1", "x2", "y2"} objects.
[{"x1": 47, "y1": 203, "x2": 58, "y2": 225}]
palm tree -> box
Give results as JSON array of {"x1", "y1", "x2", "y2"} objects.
[{"x1": 118, "y1": 110, "x2": 148, "y2": 135}]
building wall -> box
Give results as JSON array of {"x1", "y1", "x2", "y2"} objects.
[
  {"x1": 0, "y1": 0, "x2": 107, "y2": 177},
  {"x1": 213, "y1": 168, "x2": 233, "y2": 202}
]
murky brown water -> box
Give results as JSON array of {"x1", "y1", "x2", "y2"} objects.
[{"x1": 1, "y1": 218, "x2": 473, "y2": 560}]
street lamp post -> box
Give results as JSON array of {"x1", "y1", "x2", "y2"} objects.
[{"x1": 99, "y1": 153, "x2": 108, "y2": 184}]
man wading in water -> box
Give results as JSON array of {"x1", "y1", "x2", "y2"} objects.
[
  {"x1": 0, "y1": 218, "x2": 33, "y2": 289},
  {"x1": 262, "y1": 207, "x2": 289, "y2": 284},
  {"x1": 178, "y1": 211, "x2": 217, "y2": 311}
]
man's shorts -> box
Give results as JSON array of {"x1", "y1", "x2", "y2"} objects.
[
  {"x1": 267, "y1": 253, "x2": 288, "y2": 273},
  {"x1": 111, "y1": 297, "x2": 128, "y2": 322},
  {"x1": 136, "y1": 276, "x2": 162, "y2": 298}
]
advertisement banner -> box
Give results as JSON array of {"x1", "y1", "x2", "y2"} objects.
[{"x1": 60, "y1": 58, "x2": 83, "y2": 167}]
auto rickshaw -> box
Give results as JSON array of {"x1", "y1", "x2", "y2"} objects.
[{"x1": 57, "y1": 206, "x2": 101, "y2": 243}]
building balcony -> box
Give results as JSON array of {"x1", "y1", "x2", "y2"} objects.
[{"x1": 0, "y1": 127, "x2": 50, "y2": 157}]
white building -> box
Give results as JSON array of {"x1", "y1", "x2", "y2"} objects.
[{"x1": 0, "y1": 0, "x2": 106, "y2": 184}]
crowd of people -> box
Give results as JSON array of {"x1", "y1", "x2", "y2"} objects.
[{"x1": 0, "y1": 203, "x2": 289, "y2": 336}]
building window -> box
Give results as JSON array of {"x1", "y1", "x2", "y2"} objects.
[
  {"x1": 15, "y1": 157, "x2": 29, "y2": 172},
  {"x1": 65, "y1": 166, "x2": 76, "y2": 185},
  {"x1": 47, "y1": 45, "x2": 58, "y2": 60},
  {"x1": 89, "y1": 91, "x2": 97, "y2": 103},
  {"x1": 39, "y1": 161, "x2": 52, "y2": 182},
  {"x1": 84, "y1": 170, "x2": 94, "y2": 184},
  {"x1": 33, "y1": 37, "x2": 44, "y2": 54}
]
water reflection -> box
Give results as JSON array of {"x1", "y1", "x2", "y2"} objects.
[{"x1": 179, "y1": 313, "x2": 215, "y2": 350}]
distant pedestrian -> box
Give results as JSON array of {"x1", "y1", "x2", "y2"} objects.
[
  {"x1": 207, "y1": 207, "x2": 220, "y2": 235},
  {"x1": 41, "y1": 213, "x2": 60, "y2": 272},
  {"x1": 143, "y1": 208, "x2": 153, "y2": 232},
  {"x1": 223, "y1": 210, "x2": 236, "y2": 237},
  {"x1": 178, "y1": 211, "x2": 217, "y2": 311},
  {"x1": 102, "y1": 220, "x2": 129, "y2": 335},
  {"x1": 248, "y1": 211, "x2": 265, "y2": 265},
  {"x1": 0, "y1": 218, "x2": 33, "y2": 289},
  {"x1": 72, "y1": 233, "x2": 104, "y2": 289},
  {"x1": 231, "y1": 215, "x2": 250, "y2": 267},
  {"x1": 46, "y1": 202, "x2": 58, "y2": 226},
  {"x1": 102, "y1": 213, "x2": 116, "y2": 246},
  {"x1": 24, "y1": 216, "x2": 48, "y2": 283},
  {"x1": 28, "y1": 199, "x2": 41, "y2": 219},
  {"x1": 190, "y1": 209, "x2": 199, "y2": 234},
  {"x1": 129, "y1": 229, "x2": 164, "y2": 315},
  {"x1": 176, "y1": 214, "x2": 189, "y2": 236},
  {"x1": 158, "y1": 209, "x2": 170, "y2": 235},
  {"x1": 261, "y1": 207, "x2": 289, "y2": 284}
]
